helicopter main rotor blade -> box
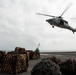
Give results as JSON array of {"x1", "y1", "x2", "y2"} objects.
[
  {"x1": 61, "y1": 3, "x2": 72, "y2": 17},
  {"x1": 36, "y1": 13, "x2": 55, "y2": 17}
]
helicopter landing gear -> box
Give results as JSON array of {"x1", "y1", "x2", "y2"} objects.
[{"x1": 52, "y1": 26, "x2": 54, "y2": 28}]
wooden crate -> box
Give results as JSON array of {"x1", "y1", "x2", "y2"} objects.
[{"x1": 1, "y1": 53, "x2": 28, "y2": 74}]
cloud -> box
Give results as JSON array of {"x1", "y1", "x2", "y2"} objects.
[{"x1": 0, "y1": 0, "x2": 76, "y2": 51}]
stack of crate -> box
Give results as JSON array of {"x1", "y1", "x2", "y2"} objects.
[
  {"x1": 16, "y1": 54, "x2": 28, "y2": 73},
  {"x1": 0, "y1": 51, "x2": 6, "y2": 71},
  {"x1": 1, "y1": 53, "x2": 28, "y2": 74},
  {"x1": 15, "y1": 47, "x2": 26, "y2": 54},
  {"x1": 1, "y1": 54, "x2": 15, "y2": 73},
  {"x1": 26, "y1": 50, "x2": 34, "y2": 60}
]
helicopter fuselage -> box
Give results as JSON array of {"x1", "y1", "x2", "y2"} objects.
[
  {"x1": 46, "y1": 17, "x2": 76, "y2": 33},
  {"x1": 36, "y1": 4, "x2": 76, "y2": 33}
]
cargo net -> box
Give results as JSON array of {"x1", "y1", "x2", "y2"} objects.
[
  {"x1": 59, "y1": 58, "x2": 76, "y2": 75},
  {"x1": 1, "y1": 53, "x2": 28, "y2": 74},
  {"x1": 39, "y1": 56, "x2": 76, "y2": 75},
  {"x1": 31, "y1": 59, "x2": 62, "y2": 75},
  {"x1": 45, "y1": 56, "x2": 76, "y2": 75}
]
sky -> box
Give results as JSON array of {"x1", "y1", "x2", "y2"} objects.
[{"x1": 0, "y1": 0, "x2": 76, "y2": 52}]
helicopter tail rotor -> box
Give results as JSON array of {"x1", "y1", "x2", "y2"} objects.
[{"x1": 72, "y1": 28, "x2": 76, "y2": 34}]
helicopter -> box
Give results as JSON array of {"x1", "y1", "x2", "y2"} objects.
[{"x1": 36, "y1": 5, "x2": 76, "y2": 34}]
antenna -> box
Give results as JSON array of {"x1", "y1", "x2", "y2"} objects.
[{"x1": 38, "y1": 43, "x2": 40, "y2": 48}]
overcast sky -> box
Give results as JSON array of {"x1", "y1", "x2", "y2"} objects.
[{"x1": 0, "y1": 0, "x2": 76, "y2": 52}]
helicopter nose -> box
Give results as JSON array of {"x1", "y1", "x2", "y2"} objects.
[
  {"x1": 46, "y1": 19, "x2": 49, "y2": 22},
  {"x1": 46, "y1": 19, "x2": 52, "y2": 22}
]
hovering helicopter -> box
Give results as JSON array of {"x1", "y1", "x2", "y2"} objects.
[{"x1": 36, "y1": 5, "x2": 76, "y2": 34}]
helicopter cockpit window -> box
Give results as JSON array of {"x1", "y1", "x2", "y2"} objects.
[
  {"x1": 60, "y1": 19, "x2": 64, "y2": 25},
  {"x1": 64, "y1": 20, "x2": 68, "y2": 23}
]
